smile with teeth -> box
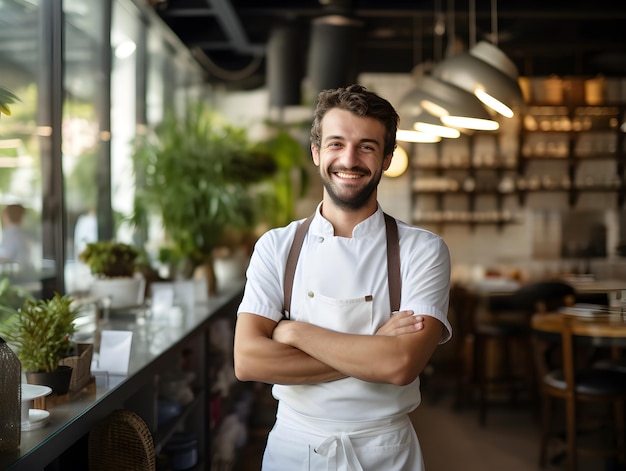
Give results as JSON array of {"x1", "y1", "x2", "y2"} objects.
[{"x1": 335, "y1": 171, "x2": 363, "y2": 179}]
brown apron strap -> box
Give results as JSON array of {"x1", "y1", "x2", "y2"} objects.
[
  {"x1": 283, "y1": 214, "x2": 314, "y2": 318},
  {"x1": 384, "y1": 213, "x2": 401, "y2": 313},
  {"x1": 283, "y1": 212, "x2": 401, "y2": 318}
]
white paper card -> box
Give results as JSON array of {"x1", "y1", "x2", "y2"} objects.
[
  {"x1": 96, "y1": 330, "x2": 133, "y2": 375},
  {"x1": 151, "y1": 280, "x2": 196, "y2": 315},
  {"x1": 151, "y1": 282, "x2": 175, "y2": 320},
  {"x1": 174, "y1": 279, "x2": 195, "y2": 313},
  {"x1": 194, "y1": 278, "x2": 208, "y2": 303}
]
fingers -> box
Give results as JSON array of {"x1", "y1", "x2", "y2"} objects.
[
  {"x1": 396, "y1": 313, "x2": 424, "y2": 332},
  {"x1": 391, "y1": 309, "x2": 415, "y2": 319},
  {"x1": 413, "y1": 316, "x2": 425, "y2": 331},
  {"x1": 377, "y1": 311, "x2": 425, "y2": 336}
]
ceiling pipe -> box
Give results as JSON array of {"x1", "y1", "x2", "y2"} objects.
[{"x1": 206, "y1": 0, "x2": 265, "y2": 55}]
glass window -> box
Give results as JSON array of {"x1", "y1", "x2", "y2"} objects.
[
  {"x1": 63, "y1": 0, "x2": 107, "y2": 293},
  {"x1": 0, "y1": 1, "x2": 43, "y2": 289},
  {"x1": 0, "y1": 0, "x2": 205, "y2": 299},
  {"x1": 138, "y1": 21, "x2": 205, "y2": 266},
  {"x1": 111, "y1": 0, "x2": 140, "y2": 243}
]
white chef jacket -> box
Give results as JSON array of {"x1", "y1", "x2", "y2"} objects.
[{"x1": 237, "y1": 203, "x2": 452, "y2": 421}]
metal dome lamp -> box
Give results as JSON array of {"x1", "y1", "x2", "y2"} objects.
[
  {"x1": 412, "y1": 110, "x2": 461, "y2": 139},
  {"x1": 432, "y1": 0, "x2": 524, "y2": 118},
  {"x1": 410, "y1": 75, "x2": 500, "y2": 131},
  {"x1": 433, "y1": 41, "x2": 523, "y2": 118}
]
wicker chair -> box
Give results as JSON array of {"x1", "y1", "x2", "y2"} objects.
[{"x1": 88, "y1": 409, "x2": 156, "y2": 471}]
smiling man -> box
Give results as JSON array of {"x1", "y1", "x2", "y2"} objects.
[{"x1": 234, "y1": 84, "x2": 452, "y2": 471}]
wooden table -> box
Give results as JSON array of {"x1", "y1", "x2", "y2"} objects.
[
  {"x1": 531, "y1": 310, "x2": 626, "y2": 347},
  {"x1": 469, "y1": 278, "x2": 626, "y2": 313}
]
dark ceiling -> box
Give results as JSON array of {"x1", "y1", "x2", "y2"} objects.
[{"x1": 150, "y1": 0, "x2": 626, "y2": 91}]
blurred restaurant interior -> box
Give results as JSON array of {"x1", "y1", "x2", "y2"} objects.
[{"x1": 1, "y1": 1, "x2": 626, "y2": 470}]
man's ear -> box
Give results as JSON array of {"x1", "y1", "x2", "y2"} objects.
[
  {"x1": 311, "y1": 143, "x2": 320, "y2": 167},
  {"x1": 383, "y1": 152, "x2": 393, "y2": 171}
]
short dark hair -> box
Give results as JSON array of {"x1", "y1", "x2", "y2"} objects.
[{"x1": 310, "y1": 84, "x2": 399, "y2": 157}]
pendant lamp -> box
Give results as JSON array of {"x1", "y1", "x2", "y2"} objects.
[
  {"x1": 397, "y1": 129, "x2": 442, "y2": 144},
  {"x1": 398, "y1": 89, "x2": 461, "y2": 139},
  {"x1": 402, "y1": 75, "x2": 499, "y2": 132},
  {"x1": 432, "y1": 40, "x2": 523, "y2": 118},
  {"x1": 384, "y1": 144, "x2": 409, "y2": 178},
  {"x1": 412, "y1": 110, "x2": 461, "y2": 139}
]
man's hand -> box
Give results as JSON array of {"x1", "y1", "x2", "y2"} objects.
[
  {"x1": 273, "y1": 311, "x2": 425, "y2": 345},
  {"x1": 272, "y1": 319, "x2": 294, "y2": 345},
  {"x1": 376, "y1": 310, "x2": 424, "y2": 336},
  {"x1": 273, "y1": 310, "x2": 424, "y2": 345}
]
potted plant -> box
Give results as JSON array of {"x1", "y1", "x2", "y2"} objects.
[
  {"x1": 1, "y1": 293, "x2": 80, "y2": 394},
  {"x1": 249, "y1": 124, "x2": 310, "y2": 229},
  {"x1": 79, "y1": 240, "x2": 139, "y2": 278},
  {"x1": 130, "y1": 101, "x2": 278, "y2": 294},
  {"x1": 79, "y1": 240, "x2": 144, "y2": 308}
]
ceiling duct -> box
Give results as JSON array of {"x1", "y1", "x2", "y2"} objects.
[
  {"x1": 306, "y1": 14, "x2": 363, "y2": 97},
  {"x1": 267, "y1": 23, "x2": 305, "y2": 107}
]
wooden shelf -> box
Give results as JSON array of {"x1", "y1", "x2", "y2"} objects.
[{"x1": 411, "y1": 102, "x2": 626, "y2": 226}]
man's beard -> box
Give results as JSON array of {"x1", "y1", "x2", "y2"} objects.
[{"x1": 321, "y1": 166, "x2": 382, "y2": 211}]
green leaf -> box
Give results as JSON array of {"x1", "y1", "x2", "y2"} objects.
[{"x1": 0, "y1": 102, "x2": 12, "y2": 116}]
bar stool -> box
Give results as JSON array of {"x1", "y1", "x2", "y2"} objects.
[
  {"x1": 474, "y1": 281, "x2": 576, "y2": 426},
  {"x1": 445, "y1": 283, "x2": 480, "y2": 410}
]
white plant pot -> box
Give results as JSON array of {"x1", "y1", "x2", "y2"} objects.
[
  {"x1": 90, "y1": 277, "x2": 145, "y2": 309},
  {"x1": 213, "y1": 249, "x2": 247, "y2": 286}
]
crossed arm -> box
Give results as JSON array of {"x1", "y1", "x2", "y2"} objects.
[{"x1": 233, "y1": 310, "x2": 443, "y2": 386}]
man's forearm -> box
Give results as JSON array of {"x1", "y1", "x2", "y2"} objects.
[
  {"x1": 233, "y1": 314, "x2": 346, "y2": 385},
  {"x1": 239, "y1": 337, "x2": 346, "y2": 385},
  {"x1": 273, "y1": 316, "x2": 441, "y2": 386}
]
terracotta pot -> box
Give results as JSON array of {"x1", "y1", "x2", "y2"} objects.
[{"x1": 26, "y1": 365, "x2": 73, "y2": 395}]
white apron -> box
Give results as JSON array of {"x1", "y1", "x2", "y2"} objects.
[
  {"x1": 262, "y1": 403, "x2": 423, "y2": 471},
  {"x1": 264, "y1": 239, "x2": 424, "y2": 470}
]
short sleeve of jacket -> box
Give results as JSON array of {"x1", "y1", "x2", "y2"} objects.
[
  {"x1": 237, "y1": 220, "x2": 303, "y2": 323},
  {"x1": 397, "y1": 222, "x2": 452, "y2": 344}
]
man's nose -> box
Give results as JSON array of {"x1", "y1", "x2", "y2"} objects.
[{"x1": 340, "y1": 144, "x2": 360, "y2": 166}]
